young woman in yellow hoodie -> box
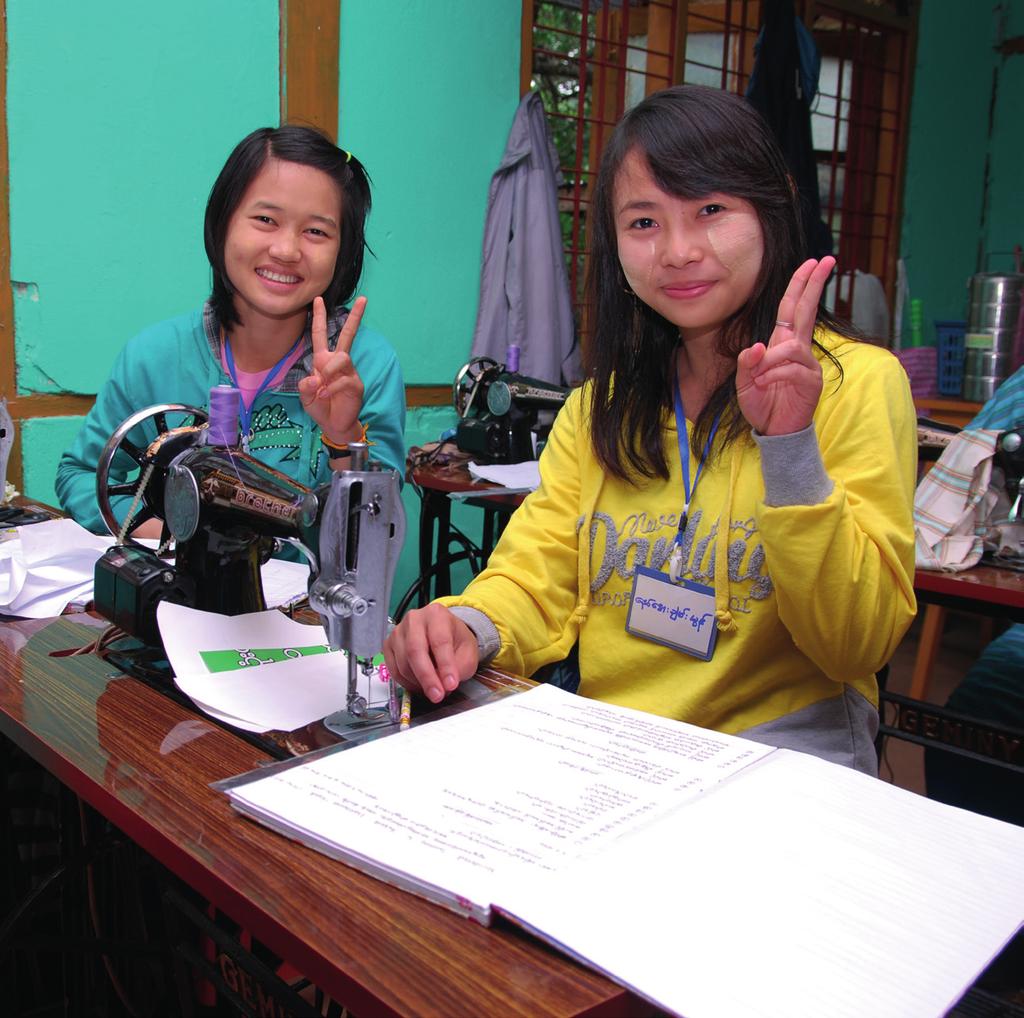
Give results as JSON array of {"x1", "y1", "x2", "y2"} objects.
[{"x1": 385, "y1": 85, "x2": 916, "y2": 773}]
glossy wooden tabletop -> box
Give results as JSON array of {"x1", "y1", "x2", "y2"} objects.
[
  {"x1": 915, "y1": 563, "x2": 1024, "y2": 618},
  {"x1": 0, "y1": 614, "x2": 650, "y2": 1018},
  {"x1": 411, "y1": 459, "x2": 529, "y2": 507}
]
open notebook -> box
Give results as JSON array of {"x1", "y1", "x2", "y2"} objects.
[{"x1": 220, "y1": 683, "x2": 1024, "y2": 1018}]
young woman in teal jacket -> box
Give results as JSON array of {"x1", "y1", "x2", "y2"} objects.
[{"x1": 56, "y1": 125, "x2": 405, "y2": 536}]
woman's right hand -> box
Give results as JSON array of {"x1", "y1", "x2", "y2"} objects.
[
  {"x1": 383, "y1": 604, "x2": 481, "y2": 704},
  {"x1": 129, "y1": 517, "x2": 164, "y2": 540}
]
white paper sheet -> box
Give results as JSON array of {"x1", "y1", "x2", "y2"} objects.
[
  {"x1": 259, "y1": 557, "x2": 312, "y2": 608},
  {"x1": 173, "y1": 653, "x2": 354, "y2": 733},
  {"x1": 0, "y1": 519, "x2": 113, "y2": 618},
  {"x1": 0, "y1": 517, "x2": 311, "y2": 620},
  {"x1": 157, "y1": 602, "x2": 331, "y2": 676},
  {"x1": 225, "y1": 684, "x2": 1024, "y2": 1018},
  {"x1": 467, "y1": 460, "x2": 541, "y2": 490},
  {"x1": 157, "y1": 601, "x2": 389, "y2": 732},
  {"x1": 504, "y1": 747, "x2": 1024, "y2": 1018},
  {"x1": 228, "y1": 684, "x2": 775, "y2": 913}
]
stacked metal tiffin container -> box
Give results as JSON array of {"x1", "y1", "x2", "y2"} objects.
[{"x1": 963, "y1": 272, "x2": 1024, "y2": 401}]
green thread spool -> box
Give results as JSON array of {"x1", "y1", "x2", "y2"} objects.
[{"x1": 909, "y1": 298, "x2": 924, "y2": 347}]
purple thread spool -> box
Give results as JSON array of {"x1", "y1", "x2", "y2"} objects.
[
  {"x1": 208, "y1": 384, "x2": 241, "y2": 446},
  {"x1": 506, "y1": 344, "x2": 520, "y2": 373}
]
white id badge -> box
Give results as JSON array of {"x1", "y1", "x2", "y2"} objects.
[{"x1": 626, "y1": 565, "x2": 718, "y2": 660}]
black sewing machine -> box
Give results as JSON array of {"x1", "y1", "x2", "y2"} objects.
[
  {"x1": 994, "y1": 426, "x2": 1024, "y2": 525},
  {"x1": 91, "y1": 400, "x2": 405, "y2": 734},
  {"x1": 452, "y1": 356, "x2": 569, "y2": 463}
]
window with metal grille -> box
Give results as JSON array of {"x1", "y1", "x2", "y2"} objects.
[
  {"x1": 528, "y1": 0, "x2": 685, "y2": 316},
  {"x1": 524, "y1": 0, "x2": 916, "y2": 337},
  {"x1": 810, "y1": 3, "x2": 913, "y2": 318}
]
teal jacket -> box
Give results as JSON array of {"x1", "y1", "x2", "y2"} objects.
[{"x1": 56, "y1": 302, "x2": 406, "y2": 534}]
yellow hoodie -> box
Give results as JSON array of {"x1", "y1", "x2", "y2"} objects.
[{"x1": 441, "y1": 331, "x2": 917, "y2": 772}]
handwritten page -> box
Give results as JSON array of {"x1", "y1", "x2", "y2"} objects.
[
  {"x1": 225, "y1": 683, "x2": 1024, "y2": 1016},
  {"x1": 226, "y1": 683, "x2": 774, "y2": 917},
  {"x1": 504, "y1": 746, "x2": 1024, "y2": 1018}
]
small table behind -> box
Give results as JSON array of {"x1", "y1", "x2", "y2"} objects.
[
  {"x1": 409, "y1": 458, "x2": 527, "y2": 607},
  {"x1": 880, "y1": 565, "x2": 1024, "y2": 778},
  {"x1": 910, "y1": 564, "x2": 1024, "y2": 699}
]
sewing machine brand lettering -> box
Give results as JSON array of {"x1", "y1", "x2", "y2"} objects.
[
  {"x1": 232, "y1": 486, "x2": 295, "y2": 521},
  {"x1": 218, "y1": 951, "x2": 295, "y2": 1017},
  {"x1": 894, "y1": 702, "x2": 1022, "y2": 764}
]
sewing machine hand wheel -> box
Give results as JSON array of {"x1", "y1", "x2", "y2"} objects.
[
  {"x1": 452, "y1": 356, "x2": 501, "y2": 417},
  {"x1": 96, "y1": 403, "x2": 208, "y2": 543}
]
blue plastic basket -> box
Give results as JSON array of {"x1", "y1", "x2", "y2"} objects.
[{"x1": 934, "y1": 320, "x2": 966, "y2": 396}]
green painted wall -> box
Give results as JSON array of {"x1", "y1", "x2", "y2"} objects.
[
  {"x1": 13, "y1": 0, "x2": 279, "y2": 500},
  {"x1": 9, "y1": 0, "x2": 278, "y2": 393},
  {"x1": 336, "y1": 0, "x2": 522, "y2": 609},
  {"x1": 981, "y1": 2, "x2": 1024, "y2": 274},
  {"x1": 337, "y1": 0, "x2": 521, "y2": 383},
  {"x1": 900, "y1": 0, "x2": 1024, "y2": 331}
]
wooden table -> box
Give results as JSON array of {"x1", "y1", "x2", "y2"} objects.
[
  {"x1": 914, "y1": 563, "x2": 1024, "y2": 619},
  {"x1": 913, "y1": 396, "x2": 983, "y2": 430},
  {"x1": 0, "y1": 613, "x2": 648, "y2": 1017},
  {"x1": 409, "y1": 458, "x2": 527, "y2": 606},
  {"x1": 909, "y1": 564, "x2": 1024, "y2": 700}
]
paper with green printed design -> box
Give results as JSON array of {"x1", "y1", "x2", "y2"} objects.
[{"x1": 156, "y1": 601, "x2": 389, "y2": 733}]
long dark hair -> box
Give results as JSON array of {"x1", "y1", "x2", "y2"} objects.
[
  {"x1": 586, "y1": 84, "x2": 846, "y2": 481},
  {"x1": 204, "y1": 125, "x2": 372, "y2": 328}
]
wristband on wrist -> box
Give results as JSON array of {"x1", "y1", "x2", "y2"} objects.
[
  {"x1": 320, "y1": 421, "x2": 372, "y2": 459},
  {"x1": 321, "y1": 437, "x2": 352, "y2": 459}
]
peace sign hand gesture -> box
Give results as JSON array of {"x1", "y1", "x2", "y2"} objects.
[
  {"x1": 298, "y1": 295, "x2": 366, "y2": 445},
  {"x1": 735, "y1": 256, "x2": 836, "y2": 436}
]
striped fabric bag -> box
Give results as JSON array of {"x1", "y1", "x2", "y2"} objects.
[{"x1": 913, "y1": 429, "x2": 1001, "y2": 570}]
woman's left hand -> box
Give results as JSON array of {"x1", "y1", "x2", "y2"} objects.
[
  {"x1": 298, "y1": 295, "x2": 366, "y2": 443},
  {"x1": 735, "y1": 256, "x2": 836, "y2": 436}
]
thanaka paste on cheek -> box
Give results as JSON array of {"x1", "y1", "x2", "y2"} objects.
[
  {"x1": 706, "y1": 213, "x2": 762, "y2": 271},
  {"x1": 618, "y1": 238, "x2": 659, "y2": 296}
]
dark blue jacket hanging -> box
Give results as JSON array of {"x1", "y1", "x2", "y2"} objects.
[{"x1": 746, "y1": 0, "x2": 833, "y2": 259}]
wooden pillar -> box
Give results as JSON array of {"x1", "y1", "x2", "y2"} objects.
[
  {"x1": 0, "y1": 0, "x2": 18, "y2": 491},
  {"x1": 280, "y1": 0, "x2": 341, "y2": 138},
  {"x1": 521, "y1": 0, "x2": 535, "y2": 97}
]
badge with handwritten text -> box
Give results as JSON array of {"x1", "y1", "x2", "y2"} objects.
[{"x1": 626, "y1": 565, "x2": 718, "y2": 660}]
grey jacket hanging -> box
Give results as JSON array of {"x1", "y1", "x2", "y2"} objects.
[{"x1": 469, "y1": 91, "x2": 581, "y2": 385}]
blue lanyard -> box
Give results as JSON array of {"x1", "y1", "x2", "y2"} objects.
[
  {"x1": 672, "y1": 373, "x2": 721, "y2": 551},
  {"x1": 223, "y1": 331, "x2": 304, "y2": 440}
]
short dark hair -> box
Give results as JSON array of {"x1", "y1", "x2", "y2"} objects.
[
  {"x1": 586, "y1": 84, "x2": 844, "y2": 480},
  {"x1": 204, "y1": 125, "x2": 372, "y2": 327}
]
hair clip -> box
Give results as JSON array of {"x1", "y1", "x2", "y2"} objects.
[{"x1": 343, "y1": 150, "x2": 352, "y2": 163}]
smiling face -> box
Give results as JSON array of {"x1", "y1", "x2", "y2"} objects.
[
  {"x1": 613, "y1": 149, "x2": 764, "y2": 346},
  {"x1": 223, "y1": 157, "x2": 343, "y2": 333}
]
